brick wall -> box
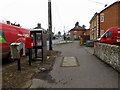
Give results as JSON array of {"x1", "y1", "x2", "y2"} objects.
[
  {"x1": 100, "y1": 2, "x2": 120, "y2": 34},
  {"x1": 84, "y1": 29, "x2": 90, "y2": 36},
  {"x1": 90, "y1": 14, "x2": 99, "y2": 40},
  {"x1": 94, "y1": 42, "x2": 120, "y2": 72},
  {"x1": 70, "y1": 30, "x2": 84, "y2": 39},
  {"x1": 80, "y1": 35, "x2": 90, "y2": 45}
]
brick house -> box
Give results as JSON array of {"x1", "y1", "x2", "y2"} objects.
[
  {"x1": 83, "y1": 29, "x2": 90, "y2": 36},
  {"x1": 79, "y1": 29, "x2": 90, "y2": 45},
  {"x1": 90, "y1": 13, "x2": 100, "y2": 40},
  {"x1": 90, "y1": 1, "x2": 120, "y2": 40},
  {"x1": 69, "y1": 22, "x2": 86, "y2": 40},
  {"x1": 100, "y1": 1, "x2": 120, "y2": 36},
  {"x1": 34, "y1": 23, "x2": 54, "y2": 40}
]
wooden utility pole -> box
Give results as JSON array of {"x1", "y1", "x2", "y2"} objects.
[{"x1": 48, "y1": 0, "x2": 53, "y2": 50}]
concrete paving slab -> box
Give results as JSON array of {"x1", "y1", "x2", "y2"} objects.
[{"x1": 61, "y1": 57, "x2": 78, "y2": 67}]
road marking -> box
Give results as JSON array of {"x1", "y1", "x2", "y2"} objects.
[{"x1": 61, "y1": 57, "x2": 78, "y2": 67}]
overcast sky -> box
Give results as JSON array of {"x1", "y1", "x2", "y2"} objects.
[{"x1": 0, "y1": 0, "x2": 118, "y2": 34}]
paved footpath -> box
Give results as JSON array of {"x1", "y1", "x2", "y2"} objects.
[{"x1": 30, "y1": 42, "x2": 118, "y2": 88}]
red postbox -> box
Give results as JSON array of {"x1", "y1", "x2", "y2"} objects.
[{"x1": 25, "y1": 37, "x2": 34, "y2": 48}]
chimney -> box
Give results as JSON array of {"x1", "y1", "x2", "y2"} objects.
[
  {"x1": 7, "y1": 21, "x2": 10, "y2": 25},
  {"x1": 75, "y1": 22, "x2": 79, "y2": 27},
  {"x1": 82, "y1": 25, "x2": 86, "y2": 29},
  {"x1": 37, "y1": 23, "x2": 41, "y2": 28}
]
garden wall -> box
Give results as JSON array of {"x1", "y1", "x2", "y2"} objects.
[{"x1": 94, "y1": 42, "x2": 120, "y2": 72}]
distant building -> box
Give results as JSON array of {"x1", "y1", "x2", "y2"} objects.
[
  {"x1": 34, "y1": 23, "x2": 46, "y2": 31},
  {"x1": 79, "y1": 29, "x2": 90, "y2": 45},
  {"x1": 83, "y1": 29, "x2": 90, "y2": 36},
  {"x1": 33, "y1": 23, "x2": 54, "y2": 40},
  {"x1": 90, "y1": 13, "x2": 100, "y2": 40},
  {"x1": 30, "y1": 23, "x2": 47, "y2": 42},
  {"x1": 90, "y1": 1, "x2": 120, "y2": 40},
  {"x1": 69, "y1": 22, "x2": 86, "y2": 40},
  {"x1": 46, "y1": 29, "x2": 54, "y2": 40}
]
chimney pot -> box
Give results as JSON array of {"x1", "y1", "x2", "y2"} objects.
[
  {"x1": 7, "y1": 21, "x2": 10, "y2": 25},
  {"x1": 37, "y1": 23, "x2": 41, "y2": 28}
]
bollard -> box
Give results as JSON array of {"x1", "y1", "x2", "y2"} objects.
[
  {"x1": 17, "y1": 59, "x2": 21, "y2": 70},
  {"x1": 28, "y1": 49, "x2": 32, "y2": 66}
]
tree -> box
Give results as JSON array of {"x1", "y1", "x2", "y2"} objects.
[{"x1": 11, "y1": 22, "x2": 21, "y2": 27}]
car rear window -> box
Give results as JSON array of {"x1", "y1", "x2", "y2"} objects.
[{"x1": 0, "y1": 31, "x2": 6, "y2": 43}]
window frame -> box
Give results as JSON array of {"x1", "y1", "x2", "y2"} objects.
[
  {"x1": 74, "y1": 31, "x2": 77, "y2": 34},
  {"x1": 74, "y1": 35, "x2": 76, "y2": 39},
  {"x1": 101, "y1": 15, "x2": 104, "y2": 22}
]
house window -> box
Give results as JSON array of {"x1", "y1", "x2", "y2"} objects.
[
  {"x1": 101, "y1": 15, "x2": 104, "y2": 22},
  {"x1": 74, "y1": 35, "x2": 76, "y2": 39},
  {"x1": 94, "y1": 21, "x2": 96, "y2": 26},
  {"x1": 74, "y1": 31, "x2": 77, "y2": 33},
  {"x1": 92, "y1": 22, "x2": 94, "y2": 28}
]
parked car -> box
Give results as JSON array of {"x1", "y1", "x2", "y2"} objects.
[
  {"x1": 86, "y1": 40, "x2": 94, "y2": 47},
  {"x1": 99, "y1": 26, "x2": 120, "y2": 45}
]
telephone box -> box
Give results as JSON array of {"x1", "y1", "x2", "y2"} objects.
[
  {"x1": 25, "y1": 37, "x2": 34, "y2": 49},
  {"x1": 29, "y1": 29, "x2": 47, "y2": 62}
]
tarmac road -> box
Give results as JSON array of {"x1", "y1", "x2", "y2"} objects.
[{"x1": 30, "y1": 41, "x2": 119, "y2": 88}]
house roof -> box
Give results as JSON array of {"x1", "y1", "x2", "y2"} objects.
[
  {"x1": 89, "y1": 1, "x2": 120, "y2": 23},
  {"x1": 89, "y1": 12, "x2": 98, "y2": 23},
  {"x1": 98, "y1": 1, "x2": 120, "y2": 14},
  {"x1": 69, "y1": 22, "x2": 86, "y2": 32},
  {"x1": 82, "y1": 29, "x2": 90, "y2": 34},
  {"x1": 71, "y1": 26, "x2": 85, "y2": 31},
  {"x1": 70, "y1": 25, "x2": 86, "y2": 32}
]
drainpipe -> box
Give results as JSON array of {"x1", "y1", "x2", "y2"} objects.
[{"x1": 98, "y1": 13, "x2": 100, "y2": 37}]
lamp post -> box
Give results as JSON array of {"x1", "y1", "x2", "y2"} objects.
[{"x1": 48, "y1": 0, "x2": 53, "y2": 50}]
